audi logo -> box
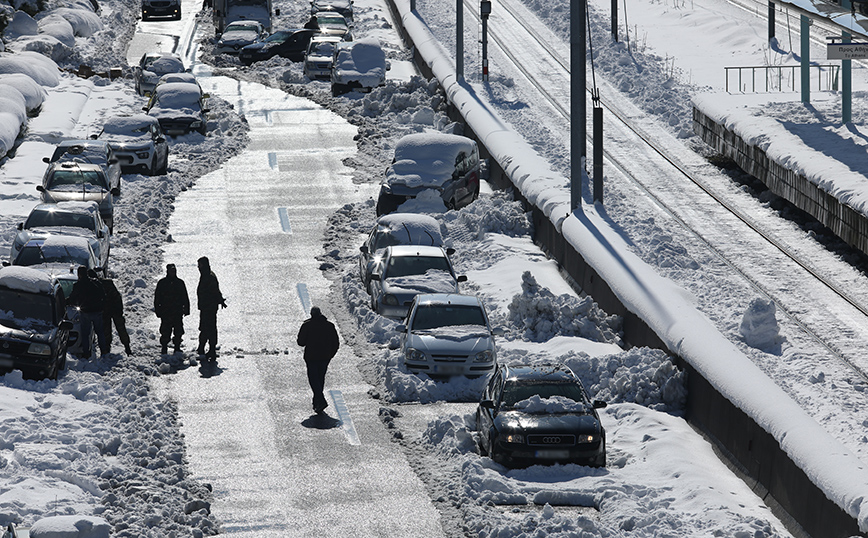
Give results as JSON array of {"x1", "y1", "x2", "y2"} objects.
[{"x1": 541, "y1": 436, "x2": 561, "y2": 444}]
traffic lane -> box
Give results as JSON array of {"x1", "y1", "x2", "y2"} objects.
[{"x1": 154, "y1": 77, "x2": 444, "y2": 536}]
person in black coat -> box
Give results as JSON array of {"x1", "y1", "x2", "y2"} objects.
[
  {"x1": 101, "y1": 272, "x2": 132, "y2": 355},
  {"x1": 68, "y1": 265, "x2": 108, "y2": 359},
  {"x1": 196, "y1": 256, "x2": 226, "y2": 360},
  {"x1": 296, "y1": 306, "x2": 340, "y2": 413},
  {"x1": 154, "y1": 264, "x2": 190, "y2": 354}
]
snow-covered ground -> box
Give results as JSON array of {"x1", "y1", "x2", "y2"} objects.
[{"x1": 2, "y1": 0, "x2": 868, "y2": 533}]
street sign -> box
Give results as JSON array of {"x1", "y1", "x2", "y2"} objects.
[{"x1": 828, "y1": 42, "x2": 868, "y2": 59}]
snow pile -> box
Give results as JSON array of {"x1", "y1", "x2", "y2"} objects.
[
  {"x1": 740, "y1": 298, "x2": 782, "y2": 351},
  {"x1": 513, "y1": 394, "x2": 587, "y2": 414},
  {"x1": 363, "y1": 348, "x2": 488, "y2": 403},
  {"x1": 507, "y1": 270, "x2": 623, "y2": 344},
  {"x1": 0, "y1": 265, "x2": 55, "y2": 293},
  {"x1": 28, "y1": 515, "x2": 110, "y2": 538},
  {"x1": 441, "y1": 190, "x2": 533, "y2": 244}
]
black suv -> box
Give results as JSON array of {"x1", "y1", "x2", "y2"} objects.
[{"x1": 0, "y1": 266, "x2": 72, "y2": 380}]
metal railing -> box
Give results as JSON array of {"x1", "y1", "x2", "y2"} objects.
[{"x1": 725, "y1": 64, "x2": 841, "y2": 93}]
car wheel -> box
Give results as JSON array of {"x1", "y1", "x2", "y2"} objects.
[
  {"x1": 157, "y1": 152, "x2": 168, "y2": 175},
  {"x1": 149, "y1": 155, "x2": 158, "y2": 175},
  {"x1": 447, "y1": 197, "x2": 457, "y2": 210}
]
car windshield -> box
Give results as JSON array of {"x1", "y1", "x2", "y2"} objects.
[
  {"x1": 265, "y1": 32, "x2": 291, "y2": 43},
  {"x1": 501, "y1": 381, "x2": 589, "y2": 409},
  {"x1": 317, "y1": 15, "x2": 345, "y2": 26},
  {"x1": 226, "y1": 22, "x2": 260, "y2": 32},
  {"x1": 46, "y1": 169, "x2": 108, "y2": 190},
  {"x1": 0, "y1": 289, "x2": 55, "y2": 330},
  {"x1": 25, "y1": 210, "x2": 96, "y2": 231},
  {"x1": 15, "y1": 244, "x2": 91, "y2": 267},
  {"x1": 50, "y1": 147, "x2": 107, "y2": 165},
  {"x1": 310, "y1": 41, "x2": 337, "y2": 55},
  {"x1": 411, "y1": 304, "x2": 485, "y2": 331},
  {"x1": 385, "y1": 255, "x2": 450, "y2": 278}
]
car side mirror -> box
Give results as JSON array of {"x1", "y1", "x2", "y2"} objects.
[
  {"x1": 202, "y1": 108, "x2": 211, "y2": 114},
  {"x1": 142, "y1": 106, "x2": 149, "y2": 112},
  {"x1": 360, "y1": 245, "x2": 369, "y2": 254},
  {"x1": 457, "y1": 275, "x2": 467, "y2": 283},
  {"x1": 480, "y1": 399, "x2": 495, "y2": 409},
  {"x1": 203, "y1": 93, "x2": 211, "y2": 99},
  {"x1": 593, "y1": 400, "x2": 608, "y2": 409},
  {"x1": 43, "y1": 157, "x2": 50, "y2": 163},
  {"x1": 36, "y1": 185, "x2": 45, "y2": 192},
  {"x1": 109, "y1": 158, "x2": 119, "y2": 165},
  {"x1": 16, "y1": 222, "x2": 23, "y2": 230},
  {"x1": 370, "y1": 273, "x2": 381, "y2": 281},
  {"x1": 396, "y1": 324, "x2": 406, "y2": 332},
  {"x1": 59, "y1": 320, "x2": 74, "y2": 331},
  {"x1": 491, "y1": 327, "x2": 505, "y2": 336},
  {"x1": 90, "y1": 134, "x2": 98, "y2": 139},
  {"x1": 156, "y1": 136, "x2": 166, "y2": 143},
  {"x1": 1, "y1": 262, "x2": 9, "y2": 267},
  {"x1": 446, "y1": 247, "x2": 455, "y2": 256},
  {"x1": 386, "y1": 60, "x2": 391, "y2": 71},
  {"x1": 111, "y1": 187, "x2": 120, "y2": 196}
]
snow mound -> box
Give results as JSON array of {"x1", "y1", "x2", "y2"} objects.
[
  {"x1": 0, "y1": 72, "x2": 48, "y2": 110},
  {"x1": 739, "y1": 298, "x2": 782, "y2": 351},
  {"x1": 514, "y1": 394, "x2": 587, "y2": 414},
  {"x1": 0, "y1": 51, "x2": 61, "y2": 86},
  {"x1": 29, "y1": 515, "x2": 110, "y2": 538}
]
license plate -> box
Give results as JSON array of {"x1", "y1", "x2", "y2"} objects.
[
  {"x1": 535, "y1": 449, "x2": 569, "y2": 459},
  {"x1": 433, "y1": 363, "x2": 465, "y2": 374}
]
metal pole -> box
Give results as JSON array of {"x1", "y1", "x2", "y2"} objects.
[
  {"x1": 768, "y1": 1, "x2": 775, "y2": 40},
  {"x1": 456, "y1": 0, "x2": 464, "y2": 81},
  {"x1": 481, "y1": 0, "x2": 491, "y2": 81},
  {"x1": 410, "y1": 0, "x2": 415, "y2": 12},
  {"x1": 571, "y1": 0, "x2": 585, "y2": 213},
  {"x1": 593, "y1": 95, "x2": 603, "y2": 204},
  {"x1": 612, "y1": 0, "x2": 618, "y2": 41},
  {"x1": 801, "y1": 14, "x2": 810, "y2": 103},
  {"x1": 843, "y1": 0, "x2": 853, "y2": 123}
]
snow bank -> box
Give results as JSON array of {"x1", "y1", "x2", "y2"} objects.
[
  {"x1": 0, "y1": 51, "x2": 61, "y2": 86},
  {"x1": 0, "y1": 266, "x2": 55, "y2": 294},
  {"x1": 29, "y1": 515, "x2": 110, "y2": 538},
  {"x1": 0, "y1": 73, "x2": 48, "y2": 111}
]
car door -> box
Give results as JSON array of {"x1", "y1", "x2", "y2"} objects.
[
  {"x1": 152, "y1": 122, "x2": 169, "y2": 164},
  {"x1": 478, "y1": 372, "x2": 504, "y2": 449}
]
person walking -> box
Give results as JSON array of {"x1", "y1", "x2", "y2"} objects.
[
  {"x1": 101, "y1": 271, "x2": 132, "y2": 355},
  {"x1": 68, "y1": 265, "x2": 108, "y2": 359},
  {"x1": 154, "y1": 263, "x2": 190, "y2": 355},
  {"x1": 296, "y1": 306, "x2": 340, "y2": 414},
  {"x1": 196, "y1": 256, "x2": 226, "y2": 361}
]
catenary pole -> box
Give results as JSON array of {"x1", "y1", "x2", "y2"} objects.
[{"x1": 571, "y1": 0, "x2": 585, "y2": 213}]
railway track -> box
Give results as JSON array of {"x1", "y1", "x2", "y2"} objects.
[{"x1": 460, "y1": 0, "x2": 868, "y2": 386}]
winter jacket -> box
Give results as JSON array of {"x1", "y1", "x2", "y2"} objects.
[
  {"x1": 297, "y1": 314, "x2": 340, "y2": 362},
  {"x1": 197, "y1": 271, "x2": 224, "y2": 311},
  {"x1": 102, "y1": 279, "x2": 124, "y2": 316},
  {"x1": 68, "y1": 275, "x2": 106, "y2": 313},
  {"x1": 155, "y1": 275, "x2": 190, "y2": 318}
]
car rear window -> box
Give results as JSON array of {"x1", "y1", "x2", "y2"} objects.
[{"x1": 501, "y1": 382, "x2": 588, "y2": 409}]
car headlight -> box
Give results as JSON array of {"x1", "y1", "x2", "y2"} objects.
[
  {"x1": 474, "y1": 349, "x2": 494, "y2": 362},
  {"x1": 383, "y1": 294, "x2": 398, "y2": 306},
  {"x1": 405, "y1": 348, "x2": 426, "y2": 362},
  {"x1": 136, "y1": 150, "x2": 151, "y2": 159},
  {"x1": 27, "y1": 342, "x2": 52, "y2": 356},
  {"x1": 190, "y1": 121, "x2": 203, "y2": 128},
  {"x1": 503, "y1": 434, "x2": 524, "y2": 444},
  {"x1": 577, "y1": 434, "x2": 599, "y2": 444}
]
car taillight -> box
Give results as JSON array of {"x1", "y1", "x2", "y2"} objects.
[{"x1": 467, "y1": 170, "x2": 479, "y2": 185}]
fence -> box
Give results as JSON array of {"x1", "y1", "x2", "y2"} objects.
[{"x1": 725, "y1": 64, "x2": 840, "y2": 93}]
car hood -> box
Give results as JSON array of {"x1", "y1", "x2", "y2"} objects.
[
  {"x1": 101, "y1": 135, "x2": 153, "y2": 150},
  {"x1": 0, "y1": 318, "x2": 56, "y2": 337},
  {"x1": 18, "y1": 229, "x2": 100, "y2": 253},
  {"x1": 493, "y1": 410, "x2": 601, "y2": 434},
  {"x1": 407, "y1": 326, "x2": 492, "y2": 353},
  {"x1": 43, "y1": 190, "x2": 111, "y2": 206},
  {"x1": 148, "y1": 107, "x2": 203, "y2": 121},
  {"x1": 382, "y1": 271, "x2": 458, "y2": 295},
  {"x1": 220, "y1": 30, "x2": 257, "y2": 42}
]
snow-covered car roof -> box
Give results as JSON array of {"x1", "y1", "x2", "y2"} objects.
[
  {"x1": 144, "y1": 54, "x2": 185, "y2": 75},
  {"x1": 385, "y1": 132, "x2": 477, "y2": 188},
  {"x1": 387, "y1": 244, "x2": 449, "y2": 258},
  {"x1": 373, "y1": 213, "x2": 443, "y2": 246},
  {"x1": 101, "y1": 114, "x2": 160, "y2": 138},
  {"x1": 413, "y1": 293, "x2": 479, "y2": 307},
  {"x1": 0, "y1": 265, "x2": 55, "y2": 294},
  {"x1": 333, "y1": 38, "x2": 386, "y2": 86},
  {"x1": 15, "y1": 235, "x2": 95, "y2": 267},
  {"x1": 50, "y1": 139, "x2": 114, "y2": 164},
  {"x1": 224, "y1": 20, "x2": 263, "y2": 32},
  {"x1": 152, "y1": 82, "x2": 204, "y2": 105},
  {"x1": 157, "y1": 72, "x2": 198, "y2": 86},
  {"x1": 31, "y1": 201, "x2": 101, "y2": 217}
]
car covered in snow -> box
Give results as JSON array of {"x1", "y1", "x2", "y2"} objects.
[
  {"x1": 330, "y1": 38, "x2": 387, "y2": 97},
  {"x1": 376, "y1": 132, "x2": 481, "y2": 216},
  {"x1": 134, "y1": 52, "x2": 187, "y2": 96},
  {"x1": 37, "y1": 161, "x2": 119, "y2": 231},
  {"x1": 43, "y1": 139, "x2": 122, "y2": 195},
  {"x1": 10, "y1": 235, "x2": 101, "y2": 273},
  {"x1": 216, "y1": 20, "x2": 268, "y2": 54},
  {"x1": 239, "y1": 28, "x2": 317, "y2": 64},
  {"x1": 10, "y1": 201, "x2": 111, "y2": 269},
  {"x1": 143, "y1": 81, "x2": 209, "y2": 136},
  {"x1": 312, "y1": 11, "x2": 352, "y2": 41},
  {"x1": 0, "y1": 266, "x2": 73, "y2": 380},
  {"x1": 303, "y1": 35, "x2": 343, "y2": 80},
  {"x1": 94, "y1": 114, "x2": 169, "y2": 175},
  {"x1": 398, "y1": 293, "x2": 503, "y2": 377},
  {"x1": 368, "y1": 244, "x2": 466, "y2": 319},
  {"x1": 359, "y1": 213, "x2": 446, "y2": 292},
  {"x1": 310, "y1": 0, "x2": 353, "y2": 20},
  {"x1": 476, "y1": 363, "x2": 608, "y2": 468}
]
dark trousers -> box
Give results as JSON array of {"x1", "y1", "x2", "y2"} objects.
[
  {"x1": 104, "y1": 311, "x2": 130, "y2": 349},
  {"x1": 81, "y1": 311, "x2": 108, "y2": 357},
  {"x1": 159, "y1": 315, "x2": 185, "y2": 349},
  {"x1": 305, "y1": 357, "x2": 331, "y2": 411},
  {"x1": 198, "y1": 308, "x2": 218, "y2": 357}
]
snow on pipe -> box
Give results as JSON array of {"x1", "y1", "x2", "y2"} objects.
[{"x1": 397, "y1": 0, "x2": 868, "y2": 530}]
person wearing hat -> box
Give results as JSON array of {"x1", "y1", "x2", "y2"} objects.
[
  {"x1": 196, "y1": 256, "x2": 226, "y2": 361},
  {"x1": 296, "y1": 306, "x2": 340, "y2": 414},
  {"x1": 68, "y1": 265, "x2": 108, "y2": 359},
  {"x1": 154, "y1": 263, "x2": 190, "y2": 355}
]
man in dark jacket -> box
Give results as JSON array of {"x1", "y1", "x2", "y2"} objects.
[
  {"x1": 101, "y1": 272, "x2": 132, "y2": 355},
  {"x1": 68, "y1": 265, "x2": 108, "y2": 359},
  {"x1": 196, "y1": 256, "x2": 226, "y2": 361},
  {"x1": 296, "y1": 306, "x2": 340, "y2": 413},
  {"x1": 154, "y1": 263, "x2": 190, "y2": 354}
]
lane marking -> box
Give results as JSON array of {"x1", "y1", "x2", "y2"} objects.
[
  {"x1": 277, "y1": 207, "x2": 292, "y2": 233},
  {"x1": 268, "y1": 152, "x2": 278, "y2": 169},
  {"x1": 296, "y1": 283, "x2": 310, "y2": 314},
  {"x1": 329, "y1": 389, "x2": 360, "y2": 445}
]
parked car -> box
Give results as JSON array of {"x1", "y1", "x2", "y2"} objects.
[
  {"x1": 311, "y1": 0, "x2": 353, "y2": 20},
  {"x1": 143, "y1": 81, "x2": 209, "y2": 136},
  {"x1": 43, "y1": 139, "x2": 122, "y2": 195},
  {"x1": 10, "y1": 201, "x2": 111, "y2": 269},
  {"x1": 303, "y1": 35, "x2": 343, "y2": 80},
  {"x1": 37, "y1": 162, "x2": 119, "y2": 231},
  {"x1": 141, "y1": 0, "x2": 181, "y2": 20},
  {"x1": 368, "y1": 244, "x2": 466, "y2": 319},
  {"x1": 398, "y1": 293, "x2": 503, "y2": 377},
  {"x1": 134, "y1": 52, "x2": 187, "y2": 96},
  {"x1": 359, "y1": 213, "x2": 446, "y2": 292},
  {"x1": 93, "y1": 114, "x2": 169, "y2": 175},
  {"x1": 10, "y1": 235, "x2": 101, "y2": 273},
  {"x1": 377, "y1": 132, "x2": 481, "y2": 216},
  {"x1": 476, "y1": 363, "x2": 608, "y2": 468},
  {"x1": 0, "y1": 266, "x2": 73, "y2": 380},
  {"x1": 239, "y1": 28, "x2": 317, "y2": 65},
  {"x1": 312, "y1": 11, "x2": 352, "y2": 41},
  {"x1": 216, "y1": 20, "x2": 268, "y2": 54},
  {"x1": 331, "y1": 38, "x2": 387, "y2": 97}
]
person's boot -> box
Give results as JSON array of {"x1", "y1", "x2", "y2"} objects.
[
  {"x1": 174, "y1": 345, "x2": 181, "y2": 354},
  {"x1": 124, "y1": 344, "x2": 132, "y2": 355},
  {"x1": 161, "y1": 344, "x2": 167, "y2": 354}
]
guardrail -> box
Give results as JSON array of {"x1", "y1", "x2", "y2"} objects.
[{"x1": 725, "y1": 64, "x2": 840, "y2": 93}]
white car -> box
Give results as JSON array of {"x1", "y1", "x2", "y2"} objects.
[
  {"x1": 359, "y1": 213, "x2": 446, "y2": 292},
  {"x1": 43, "y1": 140, "x2": 122, "y2": 196},
  {"x1": 37, "y1": 162, "x2": 119, "y2": 232},
  {"x1": 376, "y1": 132, "x2": 481, "y2": 216},
  {"x1": 134, "y1": 52, "x2": 187, "y2": 96},
  {"x1": 313, "y1": 11, "x2": 352, "y2": 41},
  {"x1": 95, "y1": 114, "x2": 169, "y2": 175},
  {"x1": 368, "y1": 244, "x2": 466, "y2": 319},
  {"x1": 144, "y1": 82, "x2": 209, "y2": 136},
  {"x1": 216, "y1": 20, "x2": 268, "y2": 54},
  {"x1": 399, "y1": 293, "x2": 503, "y2": 377},
  {"x1": 304, "y1": 35, "x2": 343, "y2": 80},
  {"x1": 10, "y1": 202, "x2": 110, "y2": 269},
  {"x1": 331, "y1": 38, "x2": 387, "y2": 97}
]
